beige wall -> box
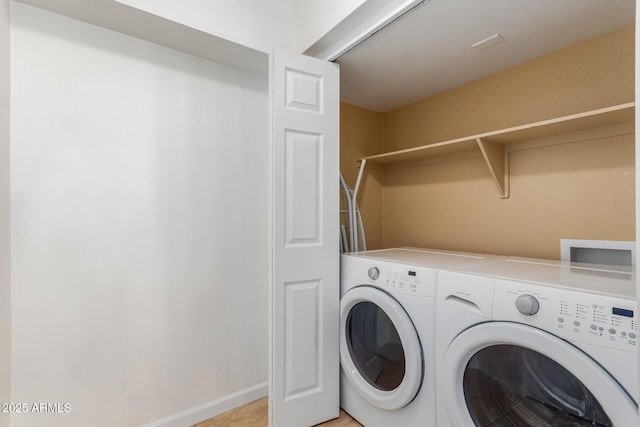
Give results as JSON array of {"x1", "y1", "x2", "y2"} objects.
[
  {"x1": 340, "y1": 103, "x2": 384, "y2": 249},
  {"x1": 342, "y1": 25, "x2": 635, "y2": 259},
  {"x1": 383, "y1": 25, "x2": 634, "y2": 152}
]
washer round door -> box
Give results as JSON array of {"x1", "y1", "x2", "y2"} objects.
[
  {"x1": 340, "y1": 285, "x2": 423, "y2": 410},
  {"x1": 442, "y1": 322, "x2": 637, "y2": 426}
]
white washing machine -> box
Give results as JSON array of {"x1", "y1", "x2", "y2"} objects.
[
  {"x1": 436, "y1": 258, "x2": 638, "y2": 427},
  {"x1": 340, "y1": 248, "x2": 505, "y2": 427}
]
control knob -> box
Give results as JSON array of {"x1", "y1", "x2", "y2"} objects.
[
  {"x1": 515, "y1": 294, "x2": 539, "y2": 315},
  {"x1": 368, "y1": 267, "x2": 380, "y2": 280}
]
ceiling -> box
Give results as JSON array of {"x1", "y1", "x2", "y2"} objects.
[{"x1": 337, "y1": 0, "x2": 636, "y2": 112}]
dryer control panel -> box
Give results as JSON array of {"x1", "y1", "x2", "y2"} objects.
[
  {"x1": 341, "y1": 257, "x2": 437, "y2": 298},
  {"x1": 493, "y1": 279, "x2": 637, "y2": 352},
  {"x1": 378, "y1": 265, "x2": 434, "y2": 297}
]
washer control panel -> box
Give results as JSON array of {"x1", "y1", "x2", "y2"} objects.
[
  {"x1": 493, "y1": 279, "x2": 637, "y2": 352},
  {"x1": 348, "y1": 260, "x2": 437, "y2": 298},
  {"x1": 515, "y1": 294, "x2": 540, "y2": 315},
  {"x1": 368, "y1": 267, "x2": 380, "y2": 280}
]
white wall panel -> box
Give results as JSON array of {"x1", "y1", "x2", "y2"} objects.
[
  {"x1": 294, "y1": 0, "x2": 367, "y2": 52},
  {"x1": 0, "y1": 1, "x2": 10, "y2": 426},
  {"x1": 114, "y1": 0, "x2": 296, "y2": 53},
  {"x1": 10, "y1": 3, "x2": 268, "y2": 426}
]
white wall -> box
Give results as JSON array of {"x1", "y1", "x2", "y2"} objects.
[
  {"x1": 10, "y1": 3, "x2": 268, "y2": 426},
  {"x1": 0, "y1": 0, "x2": 10, "y2": 426},
  {"x1": 112, "y1": 0, "x2": 376, "y2": 56},
  {"x1": 114, "y1": 0, "x2": 296, "y2": 54},
  {"x1": 294, "y1": 0, "x2": 366, "y2": 52}
]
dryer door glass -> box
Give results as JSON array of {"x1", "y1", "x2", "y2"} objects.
[
  {"x1": 346, "y1": 301, "x2": 405, "y2": 391},
  {"x1": 340, "y1": 285, "x2": 423, "y2": 410},
  {"x1": 463, "y1": 345, "x2": 611, "y2": 426}
]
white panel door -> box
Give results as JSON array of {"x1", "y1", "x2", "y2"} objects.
[{"x1": 270, "y1": 49, "x2": 340, "y2": 427}]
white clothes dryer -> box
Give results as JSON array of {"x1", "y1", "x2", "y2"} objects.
[
  {"x1": 436, "y1": 258, "x2": 638, "y2": 427},
  {"x1": 340, "y1": 248, "x2": 504, "y2": 427}
]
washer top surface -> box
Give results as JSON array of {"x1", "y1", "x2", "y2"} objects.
[
  {"x1": 465, "y1": 257, "x2": 635, "y2": 299},
  {"x1": 347, "y1": 247, "x2": 505, "y2": 271}
]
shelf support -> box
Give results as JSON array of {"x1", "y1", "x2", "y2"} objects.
[
  {"x1": 476, "y1": 137, "x2": 509, "y2": 199},
  {"x1": 350, "y1": 159, "x2": 367, "y2": 251},
  {"x1": 353, "y1": 159, "x2": 366, "y2": 205}
]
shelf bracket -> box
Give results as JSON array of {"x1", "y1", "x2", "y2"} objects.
[{"x1": 476, "y1": 137, "x2": 509, "y2": 199}]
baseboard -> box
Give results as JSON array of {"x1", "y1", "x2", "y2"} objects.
[{"x1": 141, "y1": 381, "x2": 268, "y2": 427}]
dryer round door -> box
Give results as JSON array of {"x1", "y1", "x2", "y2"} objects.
[
  {"x1": 442, "y1": 322, "x2": 637, "y2": 426},
  {"x1": 340, "y1": 285, "x2": 423, "y2": 410}
]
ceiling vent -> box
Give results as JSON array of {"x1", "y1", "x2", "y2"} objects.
[{"x1": 472, "y1": 33, "x2": 505, "y2": 51}]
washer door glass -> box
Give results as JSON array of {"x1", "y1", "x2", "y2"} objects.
[
  {"x1": 442, "y1": 322, "x2": 637, "y2": 427},
  {"x1": 464, "y1": 345, "x2": 611, "y2": 426},
  {"x1": 346, "y1": 301, "x2": 405, "y2": 391},
  {"x1": 340, "y1": 285, "x2": 423, "y2": 410}
]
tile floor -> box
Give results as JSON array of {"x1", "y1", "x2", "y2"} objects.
[{"x1": 193, "y1": 397, "x2": 362, "y2": 427}]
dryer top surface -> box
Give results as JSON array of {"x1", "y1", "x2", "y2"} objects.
[{"x1": 346, "y1": 247, "x2": 505, "y2": 271}]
